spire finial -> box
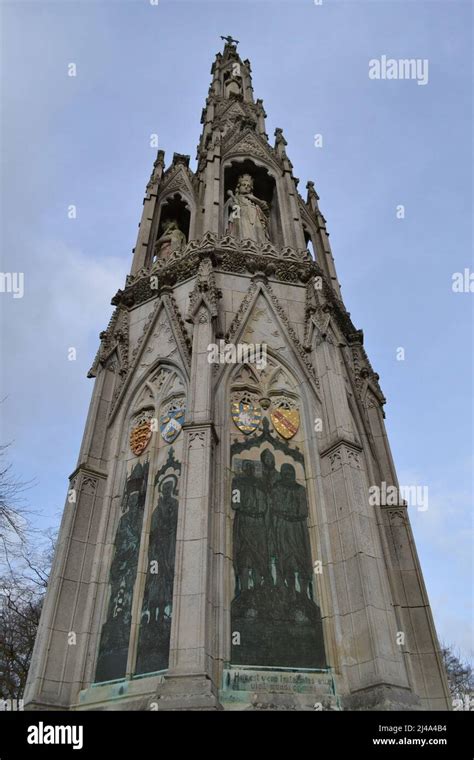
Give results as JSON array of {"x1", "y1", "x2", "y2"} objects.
[{"x1": 220, "y1": 35, "x2": 239, "y2": 48}]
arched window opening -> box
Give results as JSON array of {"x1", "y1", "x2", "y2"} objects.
[{"x1": 304, "y1": 228, "x2": 317, "y2": 262}]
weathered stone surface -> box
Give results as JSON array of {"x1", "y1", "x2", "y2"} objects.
[{"x1": 24, "y1": 38, "x2": 450, "y2": 714}]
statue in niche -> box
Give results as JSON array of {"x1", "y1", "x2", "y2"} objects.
[
  {"x1": 226, "y1": 174, "x2": 270, "y2": 244},
  {"x1": 271, "y1": 463, "x2": 313, "y2": 598},
  {"x1": 224, "y1": 74, "x2": 242, "y2": 98},
  {"x1": 95, "y1": 461, "x2": 149, "y2": 682},
  {"x1": 153, "y1": 220, "x2": 186, "y2": 265},
  {"x1": 232, "y1": 460, "x2": 268, "y2": 594}
]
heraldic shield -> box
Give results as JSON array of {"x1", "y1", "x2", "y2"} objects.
[
  {"x1": 160, "y1": 401, "x2": 185, "y2": 443},
  {"x1": 270, "y1": 406, "x2": 300, "y2": 440},
  {"x1": 231, "y1": 400, "x2": 262, "y2": 435},
  {"x1": 129, "y1": 420, "x2": 152, "y2": 455}
]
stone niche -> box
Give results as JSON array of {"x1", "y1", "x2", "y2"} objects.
[{"x1": 223, "y1": 160, "x2": 282, "y2": 246}]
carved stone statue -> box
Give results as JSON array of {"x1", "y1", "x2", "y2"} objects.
[
  {"x1": 153, "y1": 221, "x2": 186, "y2": 264},
  {"x1": 226, "y1": 174, "x2": 270, "y2": 244}
]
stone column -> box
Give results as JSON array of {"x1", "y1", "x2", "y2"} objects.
[
  {"x1": 153, "y1": 304, "x2": 221, "y2": 710},
  {"x1": 24, "y1": 468, "x2": 107, "y2": 709},
  {"x1": 130, "y1": 150, "x2": 164, "y2": 275},
  {"x1": 24, "y1": 363, "x2": 116, "y2": 709},
  {"x1": 201, "y1": 135, "x2": 221, "y2": 236},
  {"x1": 314, "y1": 335, "x2": 420, "y2": 710},
  {"x1": 366, "y1": 395, "x2": 451, "y2": 710}
]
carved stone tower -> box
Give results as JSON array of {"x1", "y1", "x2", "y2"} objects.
[{"x1": 25, "y1": 39, "x2": 450, "y2": 712}]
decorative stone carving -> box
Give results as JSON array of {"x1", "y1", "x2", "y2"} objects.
[
  {"x1": 329, "y1": 451, "x2": 342, "y2": 472},
  {"x1": 324, "y1": 443, "x2": 364, "y2": 473},
  {"x1": 158, "y1": 161, "x2": 195, "y2": 198},
  {"x1": 187, "y1": 256, "x2": 220, "y2": 323},
  {"x1": 110, "y1": 298, "x2": 191, "y2": 417},
  {"x1": 88, "y1": 305, "x2": 129, "y2": 379},
  {"x1": 221, "y1": 128, "x2": 282, "y2": 173},
  {"x1": 225, "y1": 281, "x2": 258, "y2": 343},
  {"x1": 82, "y1": 476, "x2": 98, "y2": 491},
  {"x1": 230, "y1": 389, "x2": 260, "y2": 406},
  {"x1": 188, "y1": 430, "x2": 206, "y2": 448},
  {"x1": 264, "y1": 282, "x2": 320, "y2": 388},
  {"x1": 225, "y1": 174, "x2": 270, "y2": 244},
  {"x1": 153, "y1": 221, "x2": 186, "y2": 264},
  {"x1": 146, "y1": 150, "x2": 165, "y2": 192},
  {"x1": 388, "y1": 509, "x2": 407, "y2": 526},
  {"x1": 130, "y1": 408, "x2": 154, "y2": 428},
  {"x1": 366, "y1": 393, "x2": 378, "y2": 409},
  {"x1": 347, "y1": 449, "x2": 361, "y2": 468},
  {"x1": 162, "y1": 293, "x2": 193, "y2": 367}
]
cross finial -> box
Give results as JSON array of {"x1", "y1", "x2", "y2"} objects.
[{"x1": 220, "y1": 35, "x2": 239, "y2": 47}]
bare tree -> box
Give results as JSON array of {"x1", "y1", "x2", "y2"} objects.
[
  {"x1": 441, "y1": 643, "x2": 474, "y2": 708},
  {"x1": 0, "y1": 533, "x2": 55, "y2": 700},
  {"x1": 0, "y1": 427, "x2": 55, "y2": 701},
  {"x1": 0, "y1": 442, "x2": 35, "y2": 567},
  {"x1": 0, "y1": 579, "x2": 43, "y2": 699}
]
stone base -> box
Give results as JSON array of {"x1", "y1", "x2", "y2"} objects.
[
  {"x1": 220, "y1": 666, "x2": 340, "y2": 711},
  {"x1": 341, "y1": 684, "x2": 423, "y2": 711},
  {"x1": 150, "y1": 674, "x2": 223, "y2": 711},
  {"x1": 74, "y1": 673, "x2": 166, "y2": 711},
  {"x1": 24, "y1": 701, "x2": 70, "y2": 711}
]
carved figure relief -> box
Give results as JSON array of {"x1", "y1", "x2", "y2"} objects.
[
  {"x1": 95, "y1": 460, "x2": 149, "y2": 682},
  {"x1": 135, "y1": 448, "x2": 181, "y2": 674},
  {"x1": 230, "y1": 420, "x2": 326, "y2": 669}
]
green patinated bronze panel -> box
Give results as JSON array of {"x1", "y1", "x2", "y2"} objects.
[
  {"x1": 95, "y1": 460, "x2": 149, "y2": 682},
  {"x1": 135, "y1": 447, "x2": 181, "y2": 675},
  {"x1": 231, "y1": 419, "x2": 326, "y2": 669}
]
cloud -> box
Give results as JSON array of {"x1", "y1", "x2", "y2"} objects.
[
  {"x1": 1, "y1": 241, "x2": 128, "y2": 527},
  {"x1": 398, "y1": 467, "x2": 473, "y2": 660}
]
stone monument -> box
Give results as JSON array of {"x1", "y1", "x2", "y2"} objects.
[{"x1": 24, "y1": 38, "x2": 450, "y2": 712}]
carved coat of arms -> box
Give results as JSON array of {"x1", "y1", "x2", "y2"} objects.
[
  {"x1": 129, "y1": 420, "x2": 152, "y2": 455},
  {"x1": 231, "y1": 400, "x2": 262, "y2": 435},
  {"x1": 160, "y1": 402, "x2": 185, "y2": 443},
  {"x1": 270, "y1": 407, "x2": 300, "y2": 440}
]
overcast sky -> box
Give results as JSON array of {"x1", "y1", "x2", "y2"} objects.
[{"x1": 0, "y1": 0, "x2": 472, "y2": 659}]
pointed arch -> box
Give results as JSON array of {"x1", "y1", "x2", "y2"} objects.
[
  {"x1": 93, "y1": 356, "x2": 188, "y2": 683},
  {"x1": 221, "y1": 348, "x2": 328, "y2": 669},
  {"x1": 216, "y1": 278, "x2": 321, "y2": 404}
]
